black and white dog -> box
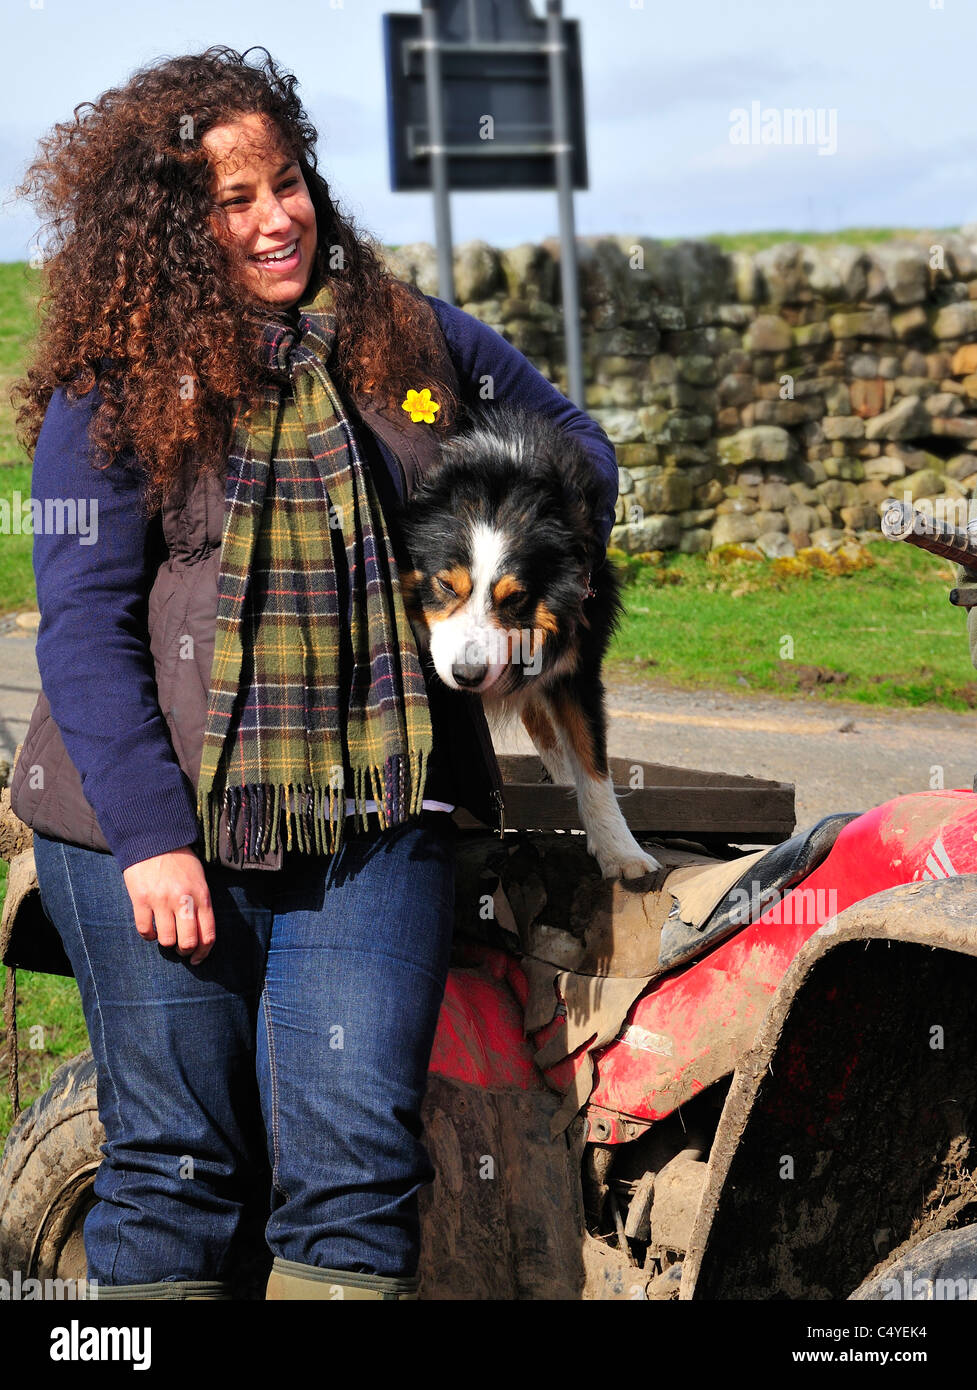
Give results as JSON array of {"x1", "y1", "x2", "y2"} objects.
[{"x1": 400, "y1": 403, "x2": 660, "y2": 881}]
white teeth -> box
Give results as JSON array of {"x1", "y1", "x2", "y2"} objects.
[{"x1": 252, "y1": 240, "x2": 297, "y2": 263}]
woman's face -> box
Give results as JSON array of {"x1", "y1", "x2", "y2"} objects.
[{"x1": 203, "y1": 112, "x2": 318, "y2": 309}]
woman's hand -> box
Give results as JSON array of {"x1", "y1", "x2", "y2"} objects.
[{"x1": 123, "y1": 847, "x2": 216, "y2": 965}]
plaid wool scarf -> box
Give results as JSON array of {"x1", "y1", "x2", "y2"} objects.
[{"x1": 195, "y1": 275, "x2": 432, "y2": 865}]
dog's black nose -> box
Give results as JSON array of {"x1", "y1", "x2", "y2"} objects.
[{"x1": 452, "y1": 660, "x2": 488, "y2": 688}]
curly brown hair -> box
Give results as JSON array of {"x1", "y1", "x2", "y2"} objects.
[{"x1": 12, "y1": 44, "x2": 458, "y2": 514}]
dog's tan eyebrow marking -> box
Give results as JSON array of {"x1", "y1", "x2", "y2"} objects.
[
  {"x1": 399, "y1": 568, "x2": 423, "y2": 597},
  {"x1": 492, "y1": 573, "x2": 524, "y2": 605},
  {"x1": 437, "y1": 565, "x2": 473, "y2": 600},
  {"x1": 532, "y1": 600, "x2": 560, "y2": 636}
]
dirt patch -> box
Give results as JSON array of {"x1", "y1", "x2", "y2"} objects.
[{"x1": 771, "y1": 664, "x2": 850, "y2": 692}]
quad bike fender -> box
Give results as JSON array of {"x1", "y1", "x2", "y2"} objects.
[
  {"x1": 1, "y1": 772, "x2": 73, "y2": 978},
  {"x1": 681, "y1": 874, "x2": 977, "y2": 1300},
  {"x1": 1, "y1": 845, "x2": 73, "y2": 978}
]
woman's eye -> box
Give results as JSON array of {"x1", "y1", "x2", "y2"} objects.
[{"x1": 221, "y1": 180, "x2": 298, "y2": 210}]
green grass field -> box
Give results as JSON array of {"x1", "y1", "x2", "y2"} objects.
[
  {"x1": 606, "y1": 540, "x2": 977, "y2": 711},
  {"x1": 0, "y1": 462, "x2": 36, "y2": 615},
  {"x1": 0, "y1": 262, "x2": 40, "y2": 466},
  {"x1": 0, "y1": 964, "x2": 90, "y2": 1142},
  {"x1": 0, "y1": 263, "x2": 42, "y2": 615}
]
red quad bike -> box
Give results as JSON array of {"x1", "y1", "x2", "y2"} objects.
[{"x1": 5, "y1": 724, "x2": 977, "y2": 1302}]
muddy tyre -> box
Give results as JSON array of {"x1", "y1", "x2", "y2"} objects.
[
  {"x1": 0, "y1": 1051, "x2": 102, "y2": 1287},
  {"x1": 849, "y1": 1225, "x2": 977, "y2": 1300}
]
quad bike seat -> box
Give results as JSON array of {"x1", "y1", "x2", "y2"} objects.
[{"x1": 660, "y1": 811, "x2": 862, "y2": 971}]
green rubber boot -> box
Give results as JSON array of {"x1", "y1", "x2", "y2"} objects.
[
  {"x1": 265, "y1": 1257, "x2": 419, "y2": 1300},
  {"x1": 86, "y1": 1279, "x2": 233, "y2": 1300}
]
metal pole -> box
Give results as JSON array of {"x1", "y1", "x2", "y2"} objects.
[
  {"x1": 421, "y1": 0, "x2": 456, "y2": 302},
  {"x1": 545, "y1": 0, "x2": 584, "y2": 406}
]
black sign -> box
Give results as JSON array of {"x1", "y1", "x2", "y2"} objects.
[{"x1": 384, "y1": 0, "x2": 588, "y2": 193}]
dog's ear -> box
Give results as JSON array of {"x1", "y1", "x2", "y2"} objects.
[
  {"x1": 398, "y1": 567, "x2": 430, "y2": 637},
  {"x1": 408, "y1": 400, "x2": 502, "y2": 509},
  {"x1": 557, "y1": 445, "x2": 609, "y2": 564}
]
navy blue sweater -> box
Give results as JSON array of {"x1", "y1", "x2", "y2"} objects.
[{"x1": 31, "y1": 296, "x2": 620, "y2": 871}]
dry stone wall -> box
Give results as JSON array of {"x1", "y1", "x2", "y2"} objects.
[{"x1": 382, "y1": 233, "x2": 977, "y2": 557}]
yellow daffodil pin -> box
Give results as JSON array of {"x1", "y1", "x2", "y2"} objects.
[{"x1": 401, "y1": 388, "x2": 440, "y2": 423}]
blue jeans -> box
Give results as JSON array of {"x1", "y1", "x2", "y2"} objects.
[{"x1": 32, "y1": 811, "x2": 456, "y2": 1289}]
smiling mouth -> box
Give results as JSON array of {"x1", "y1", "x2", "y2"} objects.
[{"x1": 248, "y1": 239, "x2": 300, "y2": 267}]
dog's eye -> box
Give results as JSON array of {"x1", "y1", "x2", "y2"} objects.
[
  {"x1": 493, "y1": 581, "x2": 526, "y2": 609},
  {"x1": 435, "y1": 575, "x2": 456, "y2": 596}
]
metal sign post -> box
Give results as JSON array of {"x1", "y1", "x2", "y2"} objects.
[
  {"x1": 384, "y1": 0, "x2": 589, "y2": 405},
  {"x1": 420, "y1": 0, "x2": 456, "y2": 302},
  {"x1": 545, "y1": 0, "x2": 584, "y2": 407}
]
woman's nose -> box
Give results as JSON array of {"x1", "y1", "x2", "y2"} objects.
[{"x1": 256, "y1": 193, "x2": 293, "y2": 235}]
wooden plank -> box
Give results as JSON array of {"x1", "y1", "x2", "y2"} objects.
[
  {"x1": 496, "y1": 752, "x2": 789, "y2": 794},
  {"x1": 455, "y1": 761, "x2": 800, "y2": 834},
  {"x1": 606, "y1": 756, "x2": 786, "y2": 791}
]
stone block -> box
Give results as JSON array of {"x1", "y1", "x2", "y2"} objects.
[{"x1": 718, "y1": 426, "x2": 793, "y2": 465}]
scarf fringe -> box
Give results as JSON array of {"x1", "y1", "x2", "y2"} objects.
[{"x1": 195, "y1": 747, "x2": 428, "y2": 865}]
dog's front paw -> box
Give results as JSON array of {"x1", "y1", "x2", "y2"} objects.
[{"x1": 591, "y1": 839, "x2": 662, "y2": 882}]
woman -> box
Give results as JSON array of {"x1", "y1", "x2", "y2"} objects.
[{"x1": 10, "y1": 45, "x2": 620, "y2": 1300}]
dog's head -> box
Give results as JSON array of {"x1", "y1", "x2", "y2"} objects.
[{"x1": 399, "y1": 404, "x2": 606, "y2": 698}]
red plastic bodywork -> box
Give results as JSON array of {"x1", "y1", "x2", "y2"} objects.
[{"x1": 428, "y1": 792, "x2": 977, "y2": 1138}]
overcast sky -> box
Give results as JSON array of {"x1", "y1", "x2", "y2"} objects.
[{"x1": 3, "y1": 0, "x2": 976, "y2": 263}]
